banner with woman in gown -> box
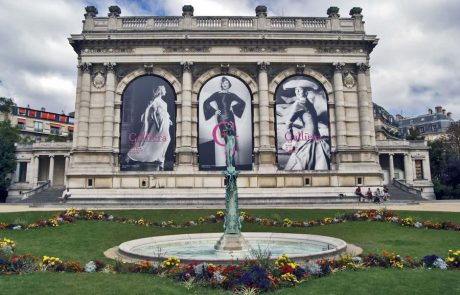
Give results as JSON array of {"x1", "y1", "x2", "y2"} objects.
[
  {"x1": 275, "y1": 75, "x2": 331, "y2": 171},
  {"x1": 120, "y1": 76, "x2": 176, "y2": 171}
]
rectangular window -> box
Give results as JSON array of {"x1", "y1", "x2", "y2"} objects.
[
  {"x1": 356, "y1": 177, "x2": 363, "y2": 186},
  {"x1": 19, "y1": 162, "x2": 27, "y2": 182},
  {"x1": 68, "y1": 117, "x2": 74, "y2": 124},
  {"x1": 432, "y1": 124, "x2": 437, "y2": 131},
  {"x1": 87, "y1": 178, "x2": 94, "y2": 188},
  {"x1": 419, "y1": 126, "x2": 424, "y2": 133},
  {"x1": 17, "y1": 122, "x2": 25, "y2": 130},
  {"x1": 34, "y1": 121, "x2": 43, "y2": 132},
  {"x1": 415, "y1": 160, "x2": 424, "y2": 179},
  {"x1": 50, "y1": 126, "x2": 60, "y2": 135},
  {"x1": 304, "y1": 177, "x2": 311, "y2": 186}
]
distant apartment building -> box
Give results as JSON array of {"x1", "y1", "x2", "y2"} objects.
[
  {"x1": 0, "y1": 106, "x2": 74, "y2": 195},
  {"x1": 396, "y1": 106, "x2": 454, "y2": 141}
]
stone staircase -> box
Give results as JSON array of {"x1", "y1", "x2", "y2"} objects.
[
  {"x1": 17, "y1": 186, "x2": 65, "y2": 204},
  {"x1": 386, "y1": 183, "x2": 423, "y2": 201}
]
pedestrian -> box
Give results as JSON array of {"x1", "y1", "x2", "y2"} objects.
[{"x1": 60, "y1": 187, "x2": 71, "y2": 203}]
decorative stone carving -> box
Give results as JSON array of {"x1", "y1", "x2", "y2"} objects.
[
  {"x1": 181, "y1": 61, "x2": 193, "y2": 72},
  {"x1": 240, "y1": 46, "x2": 286, "y2": 53},
  {"x1": 83, "y1": 47, "x2": 135, "y2": 54},
  {"x1": 93, "y1": 72, "x2": 106, "y2": 89},
  {"x1": 327, "y1": 6, "x2": 340, "y2": 18},
  {"x1": 182, "y1": 5, "x2": 194, "y2": 17},
  {"x1": 343, "y1": 71, "x2": 355, "y2": 88},
  {"x1": 316, "y1": 47, "x2": 364, "y2": 54},
  {"x1": 356, "y1": 63, "x2": 370, "y2": 73},
  {"x1": 296, "y1": 64, "x2": 306, "y2": 74},
  {"x1": 144, "y1": 64, "x2": 154, "y2": 74},
  {"x1": 163, "y1": 46, "x2": 210, "y2": 53},
  {"x1": 255, "y1": 5, "x2": 268, "y2": 17},
  {"x1": 80, "y1": 62, "x2": 92, "y2": 73},
  {"x1": 349, "y1": 7, "x2": 363, "y2": 16},
  {"x1": 257, "y1": 62, "x2": 269, "y2": 72},
  {"x1": 220, "y1": 64, "x2": 230, "y2": 74},
  {"x1": 85, "y1": 6, "x2": 98, "y2": 18},
  {"x1": 332, "y1": 62, "x2": 345, "y2": 73},
  {"x1": 108, "y1": 5, "x2": 121, "y2": 17}
]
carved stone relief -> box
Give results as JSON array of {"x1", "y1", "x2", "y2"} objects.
[
  {"x1": 93, "y1": 72, "x2": 106, "y2": 89},
  {"x1": 343, "y1": 71, "x2": 355, "y2": 88}
]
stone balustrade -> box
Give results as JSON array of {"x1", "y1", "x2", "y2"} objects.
[
  {"x1": 376, "y1": 140, "x2": 427, "y2": 148},
  {"x1": 16, "y1": 142, "x2": 73, "y2": 151},
  {"x1": 87, "y1": 15, "x2": 358, "y2": 33}
]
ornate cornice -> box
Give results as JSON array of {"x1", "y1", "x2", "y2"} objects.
[
  {"x1": 240, "y1": 46, "x2": 286, "y2": 53},
  {"x1": 163, "y1": 46, "x2": 210, "y2": 53}
]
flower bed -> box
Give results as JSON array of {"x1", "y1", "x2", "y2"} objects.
[
  {"x1": 0, "y1": 208, "x2": 459, "y2": 233},
  {"x1": 0, "y1": 237, "x2": 458, "y2": 293}
]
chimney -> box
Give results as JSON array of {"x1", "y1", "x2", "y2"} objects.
[
  {"x1": 435, "y1": 106, "x2": 442, "y2": 113},
  {"x1": 447, "y1": 112, "x2": 452, "y2": 118},
  {"x1": 428, "y1": 108, "x2": 433, "y2": 115}
]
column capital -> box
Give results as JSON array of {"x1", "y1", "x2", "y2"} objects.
[
  {"x1": 257, "y1": 61, "x2": 270, "y2": 72},
  {"x1": 388, "y1": 152, "x2": 394, "y2": 156},
  {"x1": 49, "y1": 154, "x2": 55, "y2": 158},
  {"x1": 181, "y1": 61, "x2": 193, "y2": 72},
  {"x1": 356, "y1": 63, "x2": 370, "y2": 73},
  {"x1": 332, "y1": 62, "x2": 346, "y2": 73},
  {"x1": 79, "y1": 62, "x2": 92, "y2": 73},
  {"x1": 104, "y1": 62, "x2": 117, "y2": 72}
]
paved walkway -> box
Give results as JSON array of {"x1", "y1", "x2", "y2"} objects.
[{"x1": 1, "y1": 201, "x2": 460, "y2": 213}]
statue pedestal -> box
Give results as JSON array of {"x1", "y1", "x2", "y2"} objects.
[{"x1": 214, "y1": 234, "x2": 249, "y2": 251}]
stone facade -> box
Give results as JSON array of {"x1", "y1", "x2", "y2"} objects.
[{"x1": 65, "y1": 5, "x2": 433, "y2": 200}]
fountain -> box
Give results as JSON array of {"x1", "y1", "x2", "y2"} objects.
[{"x1": 116, "y1": 124, "x2": 348, "y2": 263}]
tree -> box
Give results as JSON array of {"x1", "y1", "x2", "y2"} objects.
[
  {"x1": 0, "y1": 97, "x2": 15, "y2": 113},
  {"x1": 0, "y1": 120, "x2": 20, "y2": 200},
  {"x1": 405, "y1": 126, "x2": 425, "y2": 140},
  {"x1": 446, "y1": 122, "x2": 460, "y2": 155}
]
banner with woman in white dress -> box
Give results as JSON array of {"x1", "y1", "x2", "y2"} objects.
[
  {"x1": 120, "y1": 75, "x2": 176, "y2": 171},
  {"x1": 275, "y1": 75, "x2": 331, "y2": 171},
  {"x1": 198, "y1": 75, "x2": 253, "y2": 170}
]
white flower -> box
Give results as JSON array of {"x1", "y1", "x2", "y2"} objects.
[
  {"x1": 85, "y1": 261, "x2": 97, "y2": 272},
  {"x1": 433, "y1": 258, "x2": 447, "y2": 270},
  {"x1": 107, "y1": 215, "x2": 114, "y2": 221},
  {"x1": 414, "y1": 222, "x2": 422, "y2": 228},
  {"x1": 12, "y1": 225, "x2": 22, "y2": 230}
]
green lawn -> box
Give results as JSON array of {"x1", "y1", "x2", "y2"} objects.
[{"x1": 0, "y1": 209, "x2": 459, "y2": 294}]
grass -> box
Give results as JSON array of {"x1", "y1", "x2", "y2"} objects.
[{"x1": 0, "y1": 209, "x2": 459, "y2": 294}]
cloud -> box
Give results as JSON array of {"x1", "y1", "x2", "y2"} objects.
[{"x1": 0, "y1": 0, "x2": 458, "y2": 120}]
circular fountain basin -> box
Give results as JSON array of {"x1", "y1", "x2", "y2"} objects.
[{"x1": 118, "y1": 232, "x2": 347, "y2": 263}]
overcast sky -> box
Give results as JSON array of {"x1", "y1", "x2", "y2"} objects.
[{"x1": 0, "y1": 0, "x2": 458, "y2": 120}]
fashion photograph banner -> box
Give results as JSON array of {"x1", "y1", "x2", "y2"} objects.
[
  {"x1": 120, "y1": 75, "x2": 176, "y2": 171},
  {"x1": 275, "y1": 75, "x2": 331, "y2": 171},
  {"x1": 198, "y1": 75, "x2": 253, "y2": 170}
]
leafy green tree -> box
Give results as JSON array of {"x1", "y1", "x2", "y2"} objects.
[
  {"x1": 0, "y1": 120, "x2": 20, "y2": 193},
  {"x1": 405, "y1": 126, "x2": 425, "y2": 140},
  {"x1": 0, "y1": 97, "x2": 15, "y2": 113}
]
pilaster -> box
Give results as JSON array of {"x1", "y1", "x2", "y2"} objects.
[
  {"x1": 103, "y1": 62, "x2": 116, "y2": 149},
  {"x1": 332, "y1": 62, "x2": 347, "y2": 150},
  {"x1": 177, "y1": 62, "x2": 195, "y2": 170},
  {"x1": 77, "y1": 63, "x2": 92, "y2": 149},
  {"x1": 356, "y1": 63, "x2": 371, "y2": 148}
]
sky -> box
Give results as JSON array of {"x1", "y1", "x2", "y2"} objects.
[{"x1": 0, "y1": 0, "x2": 458, "y2": 120}]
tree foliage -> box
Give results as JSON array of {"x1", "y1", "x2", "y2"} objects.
[
  {"x1": 0, "y1": 97, "x2": 15, "y2": 113},
  {"x1": 429, "y1": 122, "x2": 460, "y2": 199},
  {"x1": 0, "y1": 120, "x2": 20, "y2": 190},
  {"x1": 405, "y1": 126, "x2": 425, "y2": 140}
]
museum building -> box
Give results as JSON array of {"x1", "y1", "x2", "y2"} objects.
[{"x1": 65, "y1": 5, "x2": 434, "y2": 202}]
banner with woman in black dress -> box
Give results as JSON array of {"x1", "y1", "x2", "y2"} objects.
[
  {"x1": 275, "y1": 75, "x2": 331, "y2": 171},
  {"x1": 198, "y1": 75, "x2": 253, "y2": 170}
]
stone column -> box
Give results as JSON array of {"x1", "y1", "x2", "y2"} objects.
[
  {"x1": 113, "y1": 105, "x2": 121, "y2": 151},
  {"x1": 48, "y1": 155, "x2": 55, "y2": 186},
  {"x1": 404, "y1": 153, "x2": 413, "y2": 184},
  {"x1": 365, "y1": 65, "x2": 376, "y2": 147},
  {"x1": 177, "y1": 62, "x2": 194, "y2": 168},
  {"x1": 77, "y1": 63, "x2": 92, "y2": 149},
  {"x1": 15, "y1": 162, "x2": 21, "y2": 183},
  {"x1": 257, "y1": 61, "x2": 270, "y2": 148},
  {"x1": 332, "y1": 62, "x2": 347, "y2": 149},
  {"x1": 103, "y1": 62, "x2": 116, "y2": 149},
  {"x1": 356, "y1": 63, "x2": 371, "y2": 147},
  {"x1": 257, "y1": 62, "x2": 275, "y2": 168},
  {"x1": 423, "y1": 156, "x2": 431, "y2": 181},
  {"x1": 72, "y1": 64, "x2": 83, "y2": 149},
  {"x1": 32, "y1": 155, "x2": 39, "y2": 187},
  {"x1": 64, "y1": 155, "x2": 70, "y2": 187},
  {"x1": 389, "y1": 153, "x2": 394, "y2": 181}
]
